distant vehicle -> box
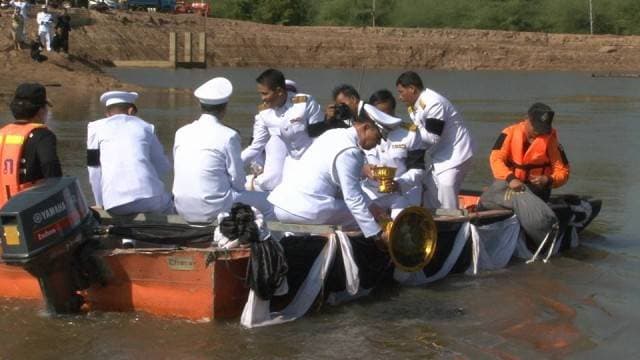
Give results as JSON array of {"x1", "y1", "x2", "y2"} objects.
[
  {"x1": 189, "y1": 1, "x2": 208, "y2": 16},
  {"x1": 174, "y1": 0, "x2": 208, "y2": 16},
  {"x1": 88, "y1": 0, "x2": 119, "y2": 10},
  {"x1": 126, "y1": 0, "x2": 175, "y2": 11}
]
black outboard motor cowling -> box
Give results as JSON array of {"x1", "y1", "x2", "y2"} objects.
[{"x1": 0, "y1": 177, "x2": 97, "y2": 314}]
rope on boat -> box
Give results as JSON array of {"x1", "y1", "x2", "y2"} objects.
[{"x1": 526, "y1": 222, "x2": 559, "y2": 264}]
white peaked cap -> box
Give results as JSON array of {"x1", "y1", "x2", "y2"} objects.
[
  {"x1": 194, "y1": 77, "x2": 233, "y2": 105},
  {"x1": 284, "y1": 79, "x2": 298, "y2": 92},
  {"x1": 100, "y1": 91, "x2": 139, "y2": 107},
  {"x1": 363, "y1": 103, "x2": 402, "y2": 128}
]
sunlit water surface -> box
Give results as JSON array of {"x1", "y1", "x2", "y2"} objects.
[{"x1": 0, "y1": 68, "x2": 638, "y2": 359}]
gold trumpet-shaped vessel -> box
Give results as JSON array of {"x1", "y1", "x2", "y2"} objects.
[
  {"x1": 380, "y1": 207, "x2": 438, "y2": 272},
  {"x1": 371, "y1": 166, "x2": 397, "y2": 193}
]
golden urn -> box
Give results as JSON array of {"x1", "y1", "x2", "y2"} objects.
[{"x1": 371, "y1": 166, "x2": 397, "y2": 193}]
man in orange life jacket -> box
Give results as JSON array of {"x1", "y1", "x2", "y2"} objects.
[
  {"x1": 489, "y1": 102, "x2": 569, "y2": 201},
  {"x1": 0, "y1": 83, "x2": 62, "y2": 207}
]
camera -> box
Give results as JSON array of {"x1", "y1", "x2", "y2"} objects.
[{"x1": 333, "y1": 103, "x2": 353, "y2": 124}]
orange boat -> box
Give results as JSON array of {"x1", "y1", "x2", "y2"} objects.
[
  {"x1": 0, "y1": 247, "x2": 250, "y2": 321},
  {"x1": 0, "y1": 178, "x2": 601, "y2": 322}
]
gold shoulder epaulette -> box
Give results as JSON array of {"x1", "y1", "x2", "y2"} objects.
[
  {"x1": 258, "y1": 103, "x2": 268, "y2": 111},
  {"x1": 418, "y1": 98, "x2": 427, "y2": 110},
  {"x1": 400, "y1": 122, "x2": 418, "y2": 131},
  {"x1": 292, "y1": 95, "x2": 308, "y2": 104}
]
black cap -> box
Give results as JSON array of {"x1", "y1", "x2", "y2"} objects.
[
  {"x1": 12, "y1": 83, "x2": 52, "y2": 108},
  {"x1": 527, "y1": 102, "x2": 553, "y2": 134}
]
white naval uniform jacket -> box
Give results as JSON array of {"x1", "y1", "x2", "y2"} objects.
[
  {"x1": 268, "y1": 127, "x2": 381, "y2": 237},
  {"x1": 36, "y1": 11, "x2": 53, "y2": 33},
  {"x1": 363, "y1": 123, "x2": 425, "y2": 197},
  {"x1": 10, "y1": 1, "x2": 30, "y2": 19},
  {"x1": 241, "y1": 92, "x2": 323, "y2": 164},
  {"x1": 409, "y1": 88, "x2": 474, "y2": 175},
  {"x1": 172, "y1": 114, "x2": 245, "y2": 223},
  {"x1": 87, "y1": 114, "x2": 171, "y2": 210}
]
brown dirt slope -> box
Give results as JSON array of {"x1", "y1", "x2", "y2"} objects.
[{"x1": 1, "y1": 8, "x2": 640, "y2": 92}]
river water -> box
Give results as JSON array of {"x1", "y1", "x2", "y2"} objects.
[{"x1": 0, "y1": 68, "x2": 638, "y2": 359}]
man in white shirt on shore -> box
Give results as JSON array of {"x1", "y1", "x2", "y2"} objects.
[{"x1": 36, "y1": 5, "x2": 54, "y2": 51}]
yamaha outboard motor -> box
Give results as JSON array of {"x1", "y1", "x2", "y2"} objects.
[{"x1": 0, "y1": 177, "x2": 98, "y2": 314}]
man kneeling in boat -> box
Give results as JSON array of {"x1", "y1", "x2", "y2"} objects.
[
  {"x1": 172, "y1": 77, "x2": 275, "y2": 224},
  {"x1": 0, "y1": 83, "x2": 62, "y2": 208},
  {"x1": 362, "y1": 89, "x2": 425, "y2": 215},
  {"x1": 267, "y1": 103, "x2": 398, "y2": 246},
  {"x1": 489, "y1": 102, "x2": 570, "y2": 201}
]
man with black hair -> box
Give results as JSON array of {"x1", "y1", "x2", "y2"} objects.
[
  {"x1": 87, "y1": 91, "x2": 173, "y2": 216},
  {"x1": 489, "y1": 102, "x2": 569, "y2": 201},
  {"x1": 173, "y1": 77, "x2": 274, "y2": 223},
  {"x1": 241, "y1": 68, "x2": 323, "y2": 188},
  {"x1": 245, "y1": 79, "x2": 297, "y2": 193},
  {"x1": 308, "y1": 84, "x2": 364, "y2": 138},
  {"x1": 396, "y1": 71, "x2": 474, "y2": 210},
  {"x1": 362, "y1": 90, "x2": 425, "y2": 212},
  {"x1": 0, "y1": 82, "x2": 61, "y2": 207}
]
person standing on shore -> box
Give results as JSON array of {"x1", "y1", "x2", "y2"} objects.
[
  {"x1": 87, "y1": 91, "x2": 174, "y2": 216},
  {"x1": 54, "y1": 8, "x2": 71, "y2": 54},
  {"x1": 10, "y1": 0, "x2": 30, "y2": 40},
  {"x1": 36, "y1": 5, "x2": 54, "y2": 52},
  {"x1": 396, "y1": 71, "x2": 474, "y2": 210},
  {"x1": 11, "y1": 7, "x2": 24, "y2": 50},
  {"x1": 0, "y1": 83, "x2": 62, "y2": 207}
]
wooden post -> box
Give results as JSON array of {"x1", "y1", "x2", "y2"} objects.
[
  {"x1": 198, "y1": 32, "x2": 206, "y2": 64},
  {"x1": 184, "y1": 32, "x2": 192, "y2": 63},
  {"x1": 169, "y1": 32, "x2": 177, "y2": 67}
]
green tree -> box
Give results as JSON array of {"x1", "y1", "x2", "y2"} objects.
[
  {"x1": 253, "y1": 0, "x2": 311, "y2": 25},
  {"x1": 210, "y1": 0, "x2": 310, "y2": 25},
  {"x1": 313, "y1": 0, "x2": 396, "y2": 27}
]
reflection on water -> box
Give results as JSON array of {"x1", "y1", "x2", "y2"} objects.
[{"x1": 1, "y1": 68, "x2": 639, "y2": 358}]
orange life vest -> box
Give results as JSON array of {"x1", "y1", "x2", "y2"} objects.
[
  {"x1": 0, "y1": 122, "x2": 45, "y2": 207},
  {"x1": 508, "y1": 122, "x2": 556, "y2": 182}
]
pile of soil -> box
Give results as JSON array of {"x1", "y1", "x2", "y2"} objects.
[{"x1": 1, "y1": 8, "x2": 640, "y2": 93}]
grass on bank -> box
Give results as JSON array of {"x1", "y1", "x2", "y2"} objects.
[{"x1": 208, "y1": 0, "x2": 640, "y2": 35}]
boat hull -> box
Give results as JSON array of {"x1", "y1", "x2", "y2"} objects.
[
  {"x1": 0, "y1": 193, "x2": 602, "y2": 321},
  {"x1": 0, "y1": 247, "x2": 250, "y2": 321}
]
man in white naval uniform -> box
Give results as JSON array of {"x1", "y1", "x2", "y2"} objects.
[
  {"x1": 268, "y1": 109, "x2": 397, "y2": 244},
  {"x1": 36, "y1": 5, "x2": 54, "y2": 51},
  {"x1": 87, "y1": 91, "x2": 174, "y2": 216},
  {"x1": 241, "y1": 69, "x2": 323, "y2": 188},
  {"x1": 173, "y1": 77, "x2": 274, "y2": 224},
  {"x1": 245, "y1": 79, "x2": 298, "y2": 193},
  {"x1": 362, "y1": 92, "x2": 425, "y2": 215},
  {"x1": 396, "y1": 71, "x2": 474, "y2": 210}
]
